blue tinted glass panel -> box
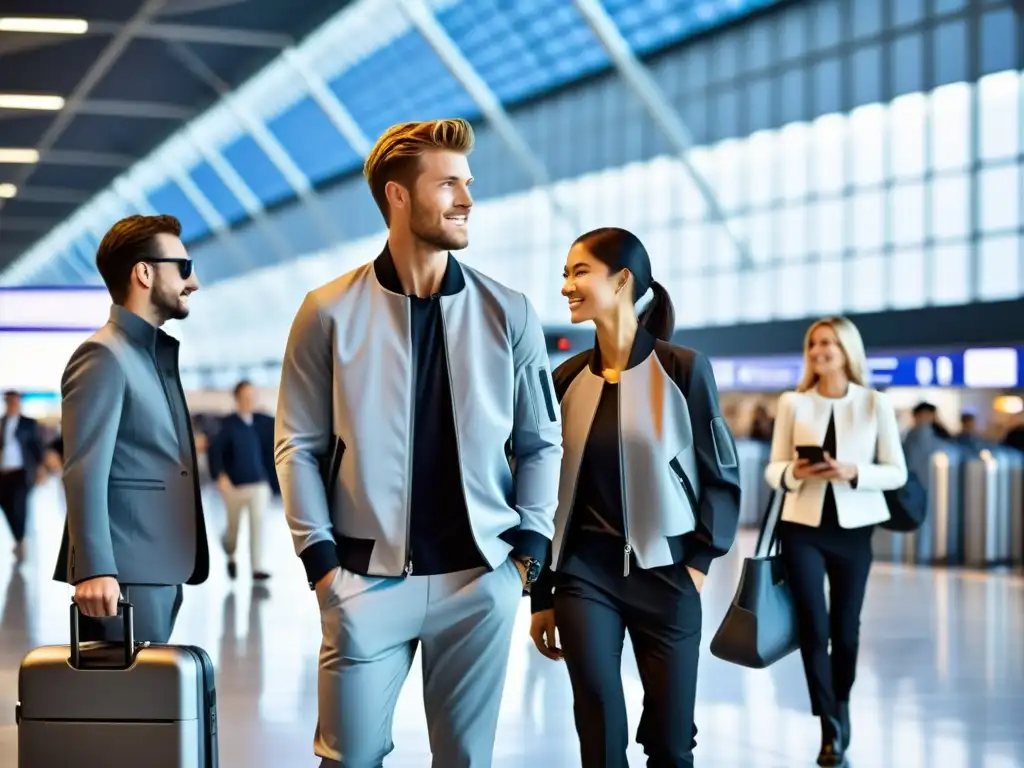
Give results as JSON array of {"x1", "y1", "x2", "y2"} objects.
[
  {"x1": 330, "y1": 30, "x2": 477, "y2": 141},
  {"x1": 892, "y1": 34, "x2": 923, "y2": 96},
  {"x1": 147, "y1": 181, "x2": 209, "y2": 243},
  {"x1": 744, "y1": 21, "x2": 772, "y2": 71},
  {"x1": 813, "y1": 58, "x2": 841, "y2": 114},
  {"x1": 268, "y1": 95, "x2": 361, "y2": 186},
  {"x1": 980, "y1": 9, "x2": 1017, "y2": 76},
  {"x1": 746, "y1": 78, "x2": 773, "y2": 133},
  {"x1": 935, "y1": 0, "x2": 966, "y2": 12},
  {"x1": 812, "y1": 0, "x2": 842, "y2": 50},
  {"x1": 778, "y1": 6, "x2": 806, "y2": 60},
  {"x1": 851, "y1": 0, "x2": 881, "y2": 39},
  {"x1": 439, "y1": 0, "x2": 605, "y2": 107},
  {"x1": 189, "y1": 161, "x2": 247, "y2": 225},
  {"x1": 933, "y1": 21, "x2": 967, "y2": 87},
  {"x1": 780, "y1": 69, "x2": 805, "y2": 124},
  {"x1": 714, "y1": 88, "x2": 740, "y2": 138},
  {"x1": 220, "y1": 134, "x2": 294, "y2": 209},
  {"x1": 893, "y1": 0, "x2": 924, "y2": 27},
  {"x1": 852, "y1": 46, "x2": 881, "y2": 106}
]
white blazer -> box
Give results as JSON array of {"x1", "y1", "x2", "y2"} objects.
[{"x1": 764, "y1": 383, "x2": 908, "y2": 529}]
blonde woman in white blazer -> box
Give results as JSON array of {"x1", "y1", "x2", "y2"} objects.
[{"x1": 764, "y1": 316, "x2": 907, "y2": 767}]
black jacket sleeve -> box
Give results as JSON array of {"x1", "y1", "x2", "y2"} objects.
[{"x1": 681, "y1": 352, "x2": 741, "y2": 573}]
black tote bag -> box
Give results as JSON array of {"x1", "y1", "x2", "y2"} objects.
[{"x1": 709, "y1": 489, "x2": 800, "y2": 669}]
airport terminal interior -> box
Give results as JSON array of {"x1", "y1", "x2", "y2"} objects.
[{"x1": 1, "y1": 0, "x2": 1024, "y2": 765}]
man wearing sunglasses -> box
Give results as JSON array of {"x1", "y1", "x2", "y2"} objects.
[{"x1": 53, "y1": 213, "x2": 209, "y2": 644}]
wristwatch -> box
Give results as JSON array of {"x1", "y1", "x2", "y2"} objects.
[{"x1": 517, "y1": 556, "x2": 542, "y2": 585}]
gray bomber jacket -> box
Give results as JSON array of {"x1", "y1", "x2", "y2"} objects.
[
  {"x1": 531, "y1": 326, "x2": 742, "y2": 612},
  {"x1": 274, "y1": 248, "x2": 563, "y2": 588}
]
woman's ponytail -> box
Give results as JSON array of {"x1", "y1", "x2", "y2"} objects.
[{"x1": 637, "y1": 279, "x2": 675, "y2": 342}]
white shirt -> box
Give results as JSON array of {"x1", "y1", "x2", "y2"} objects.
[
  {"x1": 1, "y1": 414, "x2": 23, "y2": 471},
  {"x1": 764, "y1": 383, "x2": 908, "y2": 529}
]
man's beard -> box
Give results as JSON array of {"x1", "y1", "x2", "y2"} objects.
[
  {"x1": 151, "y1": 275, "x2": 189, "y2": 322},
  {"x1": 409, "y1": 198, "x2": 468, "y2": 252}
]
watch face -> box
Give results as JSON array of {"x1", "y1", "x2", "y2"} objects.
[{"x1": 526, "y1": 559, "x2": 542, "y2": 583}]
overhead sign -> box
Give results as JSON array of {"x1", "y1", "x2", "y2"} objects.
[{"x1": 712, "y1": 347, "x2": 1022, "y2": 391}]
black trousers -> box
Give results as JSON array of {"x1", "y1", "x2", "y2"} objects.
[
  {"x1": 778, "y1": 520, "x2": 873, "y2": 719},
  {"x1": 0, "y1": 470, "x2": 29, "y2": 543},
  {"x1": 554, "y1": 540, "x2": 702, "y2": 768},
  {"x1": 77, "y1": 584, "x2": 184, "y2": 644}
]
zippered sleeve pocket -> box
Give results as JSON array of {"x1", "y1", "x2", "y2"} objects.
[{"x1": 530, "y1": 366, "x2": 558, "y2": 423}]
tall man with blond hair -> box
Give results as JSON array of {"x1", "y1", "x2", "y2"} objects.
[{"x1": 274, "y1": 119, "x2": 562, "y2": 767}]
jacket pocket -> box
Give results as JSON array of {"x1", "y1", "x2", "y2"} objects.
[
  {"x1": 109, "y1": 477, "x2": 166, "y2": 491},
  {"x1": 669, "y1": 456, "x2": 699, "y2": 516},
  {"x1": 528, "y1": 365, "x2": 558, "y2": 423}
]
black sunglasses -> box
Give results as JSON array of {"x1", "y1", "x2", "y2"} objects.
[{"x1": 148, "y1": 258, "x2": 194, "y2": 280}]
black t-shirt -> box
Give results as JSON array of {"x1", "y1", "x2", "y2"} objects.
[
  {"x1": 820, "y1": 407, "x2": 840, "y2": 529},
  {"x1": 572, "y1": 381, "x2": 624, "y2": 536}
]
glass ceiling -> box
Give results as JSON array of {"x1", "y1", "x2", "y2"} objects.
[{"x1": 5, "y1": 0, "x2": 780, "y2": 287}]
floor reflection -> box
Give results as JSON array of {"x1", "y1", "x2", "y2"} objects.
[{"x1": 0, "y1": 478, "x2": 1022, "y2": 766}]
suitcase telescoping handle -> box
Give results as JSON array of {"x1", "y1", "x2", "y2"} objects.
[{"x1": 69, "y1": 597, "x2": 136, "y2": 670}]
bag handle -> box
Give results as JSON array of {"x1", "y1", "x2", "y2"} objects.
[
  {"x1": 69, "y1": 597, "x2": 135, "y2": 670},
  {"x1": 754, "y1": 485, "x2": 786, "y2": 559}
]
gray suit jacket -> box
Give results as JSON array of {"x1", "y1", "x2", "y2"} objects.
[{"x1": 53, "y1": 306, "x2": 209, "y2": 587}]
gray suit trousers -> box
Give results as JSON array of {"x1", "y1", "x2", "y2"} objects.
[
  {"x1": 76, "y1": 584, "x2": 184, "y2": 644},
  {"x1": 315, "y1": 557, "x2": 523, "y2": 768}
]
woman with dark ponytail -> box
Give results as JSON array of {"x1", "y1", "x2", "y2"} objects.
[{"x1": 527, "y1": 227, "x2": 742, "y2": 766}]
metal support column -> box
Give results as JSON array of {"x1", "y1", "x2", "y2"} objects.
[
  {"x1": 571, "y1": 0, "x2": 752, "y2": 269},
  {"x1": 393, "y1": 0, "x2": 578, "y2": 233}
]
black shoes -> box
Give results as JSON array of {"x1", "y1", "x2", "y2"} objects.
[
  {"x1": 837, "y1": 701, "x2": 851, "y2": 750},
  {"x1": 816, "y1": 715, "x2": 845, "y2": 766}
]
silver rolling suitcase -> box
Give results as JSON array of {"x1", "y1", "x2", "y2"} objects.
[{"x1": 16, "y1": 599, "x2": 219, "y2": 768}]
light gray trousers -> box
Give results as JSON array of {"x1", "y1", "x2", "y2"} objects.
[{"x1": 314, "y1": 557, "x2": 523, "y2": 768}]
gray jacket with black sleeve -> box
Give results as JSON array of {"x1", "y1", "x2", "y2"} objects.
[
  {"x1": 531, "y1": 325, "x2": 741, "y2": 611},
  {"x1": 274, "y1": 249, "x2": 563, "y2": 588}
]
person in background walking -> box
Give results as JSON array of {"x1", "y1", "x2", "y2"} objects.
[
  {"x1": 207, "y1": 380, "x2": 276, "y2": 581},
  {"x1": 764, "y1": 316, "x2": 907, "y2": 766}
]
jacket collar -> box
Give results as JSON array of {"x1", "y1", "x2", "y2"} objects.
[
  {"x1": 587, "y1": 323, "x2": 657, "y2": 375},
  {"x1": 109, "y1": 305, "x2": 177, "y2": 353},
  {"x1": 373, "y1": 242, "x2": 465, "y2": 298}
]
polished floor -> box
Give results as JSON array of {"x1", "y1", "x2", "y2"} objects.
[{"x1": 1, "y1": 479, "x2": 1022, "y2": 767}]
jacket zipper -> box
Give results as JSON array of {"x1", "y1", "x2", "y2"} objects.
[
  {"x1": 439, "y1": 302, "x2": 489, "y2": 568},
  {"x1": 617, "y1": 384, "x2": 631, "y2": 577},
  {"x1": 403, "y1": 302, "x2": 415, "y2": 577},
  {"x1": 670, "y1": 457, "x2": 699, "y2": 518}
]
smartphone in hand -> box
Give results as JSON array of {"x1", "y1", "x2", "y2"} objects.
[{"x1": 796, "y1": 445, "x2": 826, "y2": 464}]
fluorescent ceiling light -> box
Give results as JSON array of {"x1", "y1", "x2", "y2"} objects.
[
  {"x1": 0, "y1": 17, "x2": 89, "y2": 34},
  {"x1": 0, "y1": 183, "x2": 16, "y2": 198},
  {"x1": 0, "y1": 148, "x2": 40, "y2": 164},
  {"x1": 0, "y1": 94, "x2": 65, "y2": 110}
]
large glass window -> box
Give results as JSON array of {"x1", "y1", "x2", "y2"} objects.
[
  {"x1": 811, "y1": 257, "x2": 844, "y2": 316},
  {"x1": 980, "y1": 8, "x2": 1017, "y2": 76},
  {"x1": 931, "y1": 242, "x2": 971, "y2": 305},
  {"x1": 847, "y1": 253, "x2": 886, "y2": 312},
  {"x1": 809, "y1": 197, "x2": 846, "y2": 255},
  {"x1": 933, "y1": 20, "x2": 968, "y2": 87},
  {"x1": 775, "y1": 204, "x2": 808, "y2": 261},
  {"x1": 930, "y1": 84, "x2": 972, "y2": 172},
  {"x1": 891, "y1": 33, "x2": 923, "y2": 96},
  {"x1": 977, "y1": 72, "x2": 1020, "y2": 162},
  {"x1": 890, "y1": 247, "x2": 927, "y2": 308},
  {"x1": 777, "y1": 123, "x2": 809, "y2": 202},
  {"x1": 849, "y1": 105, "x2": 885, "y2": 187},
  {"x1": 776, "y1": 263, "x2": 809, "y2": 318},
  {"x1": 745, "y1": 131, "x2": 776, "y2": 207},
  {"x1": 931, "y1": 175, "x2": 971, "y2": 240},
  {"x1": 849, "y1": 191, "x2": 886, "y2": 251},
  {"x1": 977, "y1": 235, "x2": 1021, "y2": 300},
  {"x1": 811, "y1": 114, "x2": 846, "y2": 195},
  {"x1": 888, "y1": 93, "x2": 927, "y2": 179},
  {"x1": 979, "y1": 165, "x2": 1020, "y2": 232},
  {"x1": 889, "y1": 183, "x2": 926, "y2": 246}
]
